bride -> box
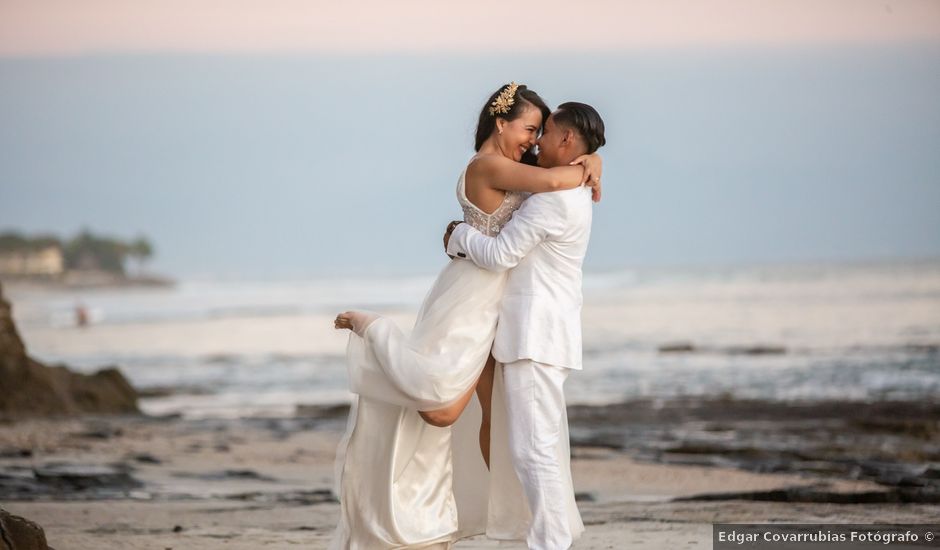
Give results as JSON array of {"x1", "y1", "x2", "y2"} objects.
[{"x1": 330, "y1": 82, "x2": 600, "y2": 549}]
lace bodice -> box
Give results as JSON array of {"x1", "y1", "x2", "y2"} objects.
[{"x1": 457, "y1": 170, "x2": 527, "y2": 237}]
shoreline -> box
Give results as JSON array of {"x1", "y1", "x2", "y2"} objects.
[
  {"x1": 2, "y1": 396, "x2": 938, "y2": 548},
  {"x1": 5, "y1": 396, "x2": 937, "y2": 502},
  {"x1": 2, "y1": 273, "x2": 176, "y2": 291}
]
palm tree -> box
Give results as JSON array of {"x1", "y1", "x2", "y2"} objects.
[{"x1": 128, "y1": 237, "x2": 154, "y2": 276}]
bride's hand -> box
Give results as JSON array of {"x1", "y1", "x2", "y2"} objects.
[
  {"x1": 569, "y1": 153, "x2": 602, "y2": 203},
  {"x1": 334, "y1": 311, "x2": 378, "y2": 337},
  {"x1": 334, "y1": 313, "x2": 354, "y2": 331}
]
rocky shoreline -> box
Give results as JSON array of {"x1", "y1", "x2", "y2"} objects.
[
  {"x1": 567, "y1": 397, "x2": 940, "y2": 502},
  {"x1": 1, "y1": 408, "x2": 938, "y2": 549},
  {"x1": 2, "y1": 396, "x2": 937, "y2": 506},
  {"x1": 3, "y1": 278, "x2": 939, "y2": 547}
]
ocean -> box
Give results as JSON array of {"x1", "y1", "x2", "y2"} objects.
[{"x1": 6, "y1": 259, "x2": 940, "y2": 418}]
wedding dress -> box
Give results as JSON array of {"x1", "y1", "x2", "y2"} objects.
[{"x1": 329, "y1": 170, "x2": 580, "y2": 549}]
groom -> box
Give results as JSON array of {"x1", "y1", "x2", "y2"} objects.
[{"x1": 444, "y1": 102, "x2": 606, "y2": 549}]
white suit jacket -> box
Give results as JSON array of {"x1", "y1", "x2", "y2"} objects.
[{"x1": 446, "y1": 186, "x2": 593, "y2": 370}]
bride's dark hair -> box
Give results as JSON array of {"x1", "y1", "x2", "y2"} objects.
[{"x1": 474, "y1": 83, "x2": 550, "y2": 166}]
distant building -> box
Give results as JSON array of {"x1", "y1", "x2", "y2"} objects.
[{"x1": 0, "y1": 246, "x2": 65, "y2": 276}]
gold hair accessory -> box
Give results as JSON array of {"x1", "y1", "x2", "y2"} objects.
[{"x1": 488, "y1": 82, "x2": 519, "y2": 116}]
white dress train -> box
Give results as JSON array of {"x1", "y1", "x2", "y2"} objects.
[{"x1": 329, "y1": 170, "x2": 581, "y2": 549}]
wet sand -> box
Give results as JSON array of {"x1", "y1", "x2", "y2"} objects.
[{"x1": 2, "y1": 404, "x2": 938, "y2": 549}]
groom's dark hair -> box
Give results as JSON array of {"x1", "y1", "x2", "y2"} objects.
[{"x1": 553, "y1": 102, "x2": 606, "y2": 154}]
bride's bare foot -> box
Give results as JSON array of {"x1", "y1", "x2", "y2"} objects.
[{"x1": 334, "y1": 311, "x2": 377, "y2": 337}]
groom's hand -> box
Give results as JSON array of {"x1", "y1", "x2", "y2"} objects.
[{"x1": 444, "y1": 220, "x2": 463, "y2": 258}]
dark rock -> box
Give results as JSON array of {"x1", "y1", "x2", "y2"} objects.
[
  {"x1": 575, "y1": 492, "x2": 597, "y2": 502},
  {"x1": 658, "y1": 342, "x2": 696, "y2": 353},
  {"x1": 137, "y1": 385, "x2": 212, "y2": 398},
  {"x1": 724, "y1": 345, "x2": 786, "y2": 355},
  {"x1": 568, "y1": 428, "x2": 626, "y2": 451},
  {"x1": 171, "y1": 469, "x2": 277, "y2": 482},
  {"x1": 225, "y1": 489, "x2": 336, "y2": 505},
  {"x1": 657, "y1": 342, "x2": 787, "y2": 355},
  {"x1": 0, "y1": 507, "x2": 50, "y2": 549},
  {"x1": 76, "y1": 423, "x2": 123, "y2": 440},
  {"x1": 294, "y1": 403, "x2": 351, "y2": 420},
  {"x1": 220, "y1": 469, "x2": 271, "y2": 480},
  {"x1": 172, "y1": 525, "x2": 183, "y2": 533},
  {"x1": 84, "y1": 522, "x2": 179, "y2": 536},
  {"x1": 0, "y1": 461, "x2": 144, "y2": 500},
  {"x1": 0, "y1": 282, "x2": 140, "y2": 420},
  {"x1": 128, "y1": 453, "x2": 162, "y2": 465},
  {"x1": 32, "y1": 462, "x2": 142, "y2": 492},
  {"x1": 147, "y1": 413, "x2": 182, "y2": 421},
  {"x1": 851, "y1": 417, "x2": 938, "y2": 439},
  {"x1": 570, "y1": 447, "x2": 617, "y2": 460},
  {"x1": 0, "y1": 448, "x2": 32, "y2": 459},
  {"x1": 567, "y1": 397, "x2": 940, "y2": 494},
  {"x1": 676, "y1": 486, "x2": 940, "y2": 504}
]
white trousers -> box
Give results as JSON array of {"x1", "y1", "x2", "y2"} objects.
[{"x1": 502, "y1": 359, "x2": 572, "y2": 550}]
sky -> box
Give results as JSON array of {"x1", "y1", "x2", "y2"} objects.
[
  {"x1": 1, "y1": 1, "x2": 939, "y2": 278},
  {"x1": 2, "y1": 0, "x2": 940, "y2": 55}
]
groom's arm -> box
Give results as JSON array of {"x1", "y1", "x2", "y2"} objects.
[{"x1": 446, "y1": 193, "x2": 565, "y2": 272}]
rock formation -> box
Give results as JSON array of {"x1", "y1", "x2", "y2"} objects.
[
  {"x1": 0, "y1": 282, "x2": 139, "y2": 419},
  {"x1": 0, "y1": 508, "x2": 51, "y2": 550}
]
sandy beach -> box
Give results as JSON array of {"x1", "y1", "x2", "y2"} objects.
[
  {"x1": 3, "y1": 264, "x2": 938, "y2": 548},
  {"x1": 2, "y1": 407, "x2": 938, "y2": 549}
]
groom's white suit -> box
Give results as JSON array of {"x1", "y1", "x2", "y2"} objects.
[{"x1": 447, "y1": 184, "x2": 592, "y2": 549}]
